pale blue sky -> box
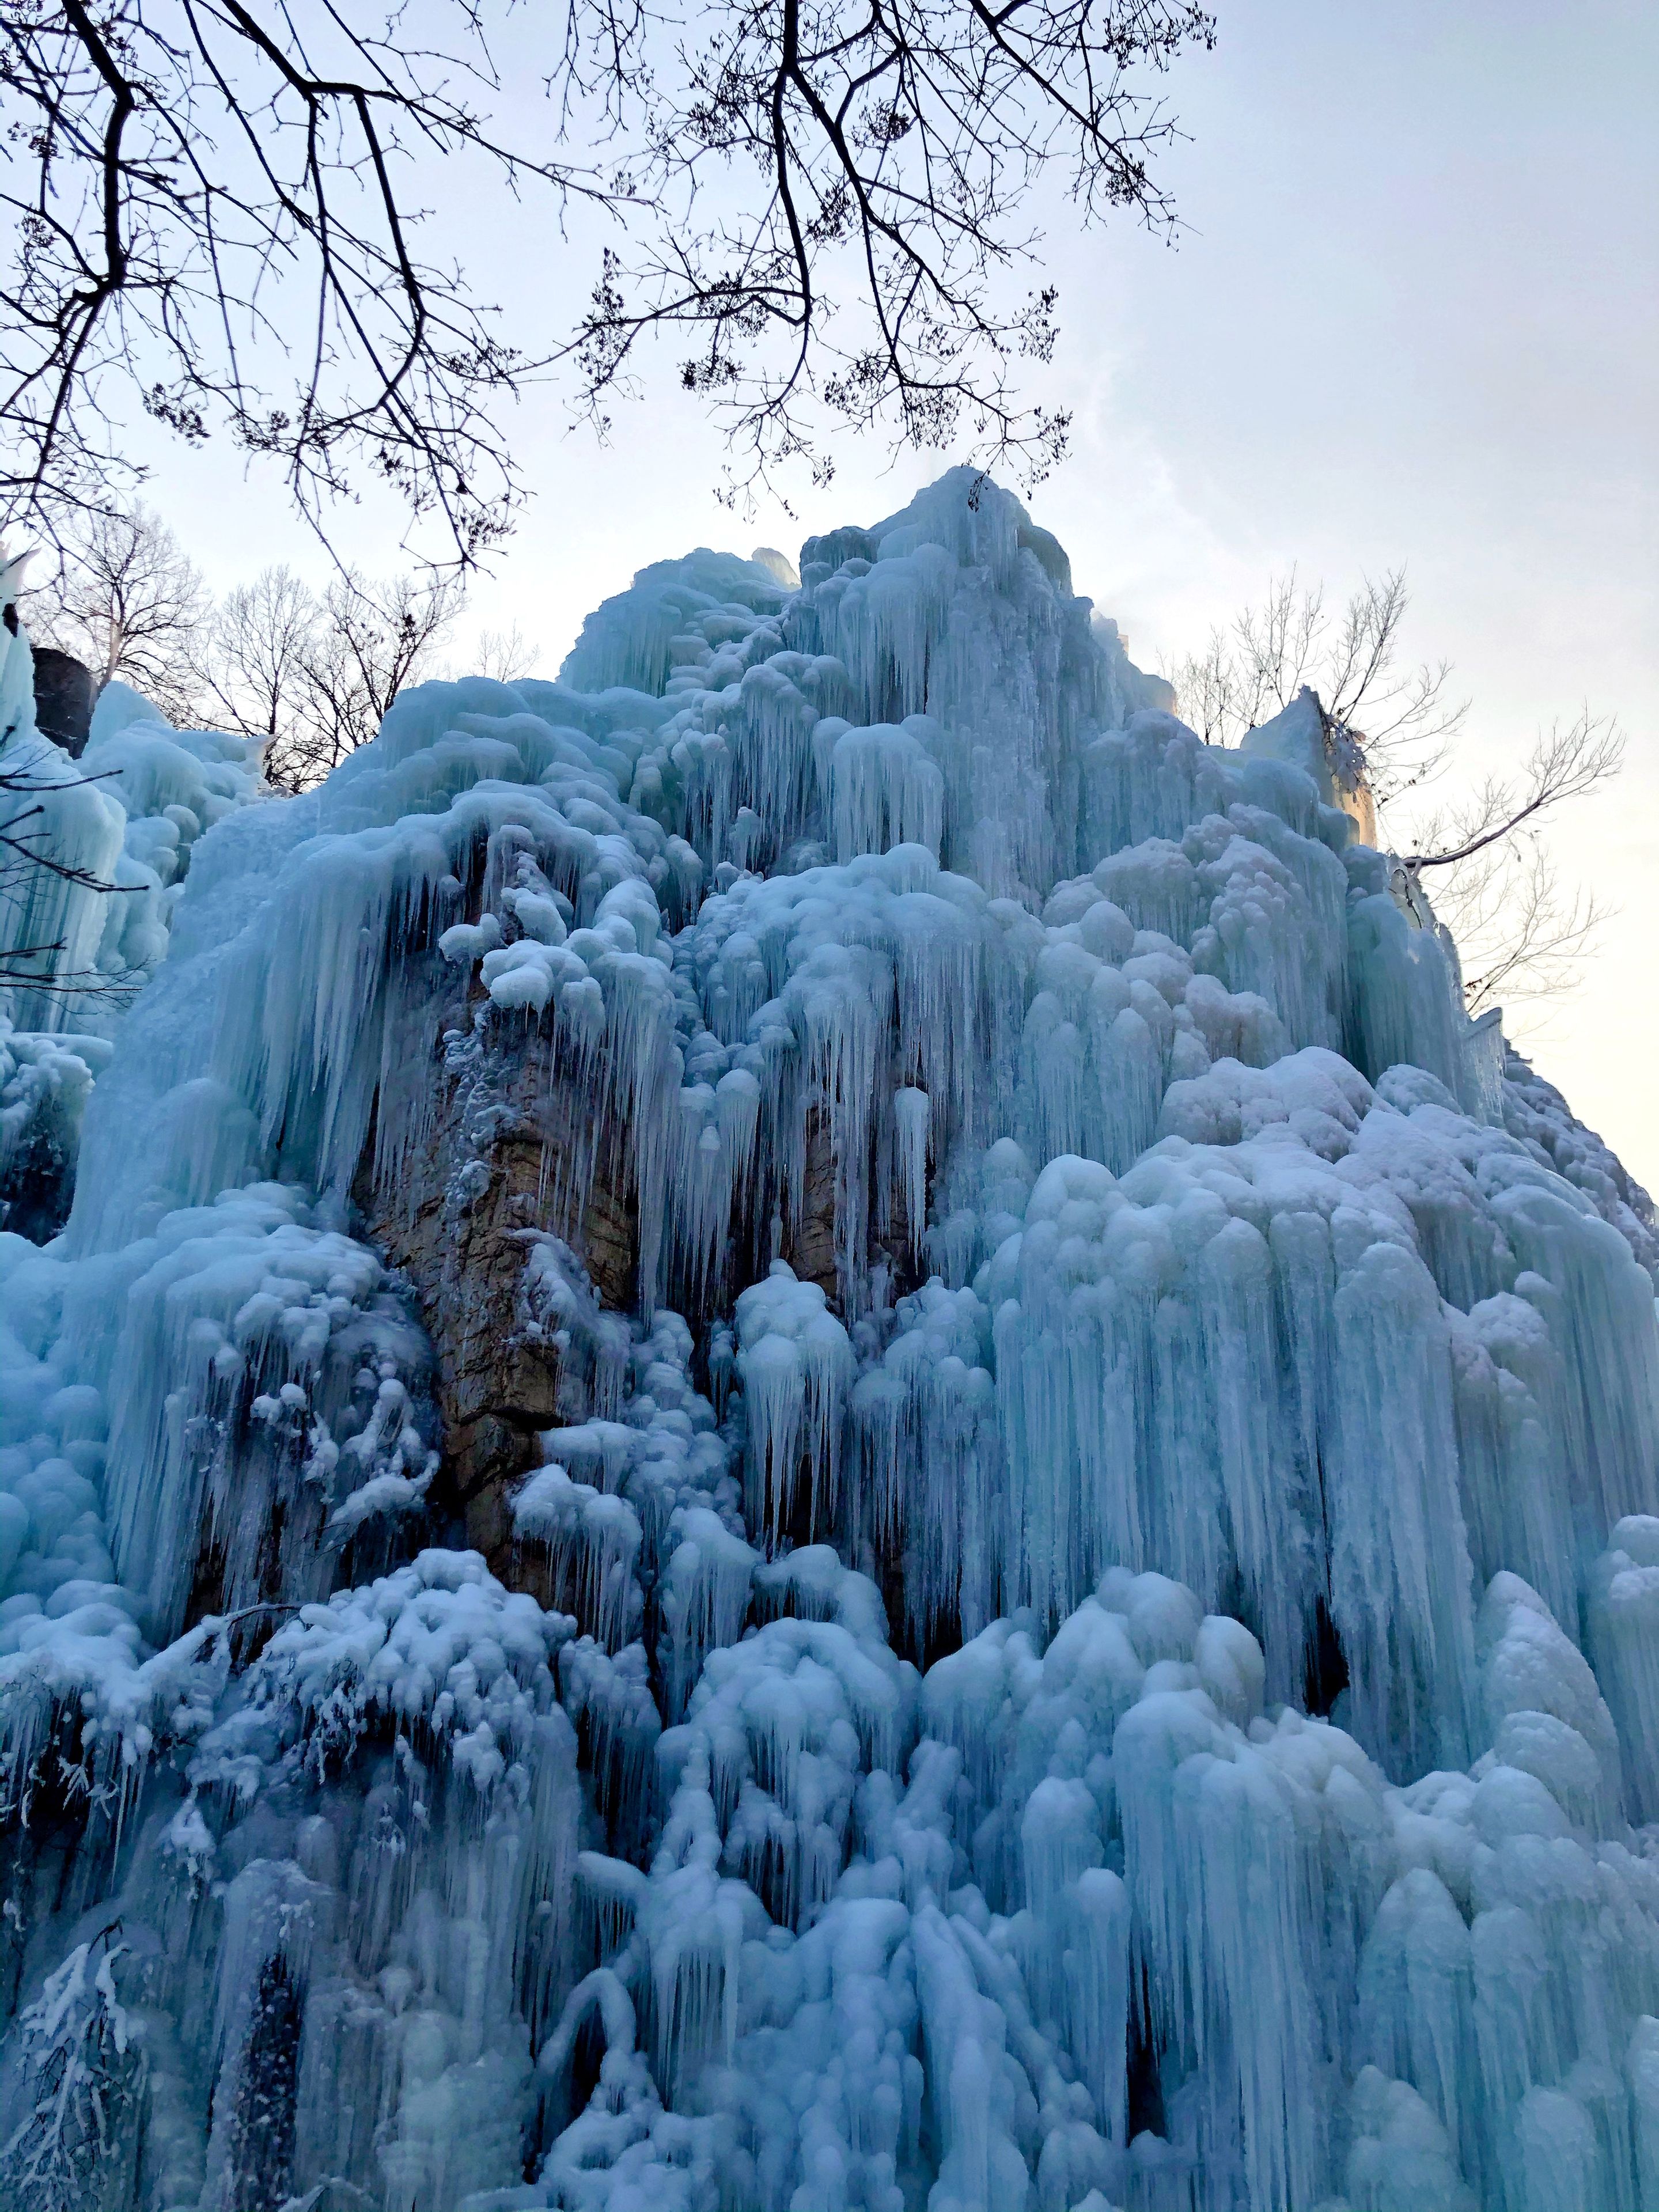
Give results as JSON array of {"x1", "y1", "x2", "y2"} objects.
[{"x1": 137, "y1": 0, "x2": 1659, "y2": 1179}]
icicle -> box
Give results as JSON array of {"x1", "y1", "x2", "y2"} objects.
[
  {"x1": 893, "y1": 1086, "x2": 930, "y2": 1263},
  {"x1": 1327, "y1": 1238, "x2": 1482, "y2": 1778},
  {"x1": 658, "y1": 1504, "x2": 757, "y2": 1721},
  {"x1": 1631, "y1": 2016, "x2": 1659, "y2": 2211},
  {"x1": 1590, "y1": 1517, "x2": 1659, "y2": 1823},
  {"x1": 1343, "y1": 2066, "x2": 1476, "y2": 2212},
  {"x1": 514, "y1": 1460, "x2": 644, "y2": 1650},
  {"x1": 735, "y1": 1263, "x2": 854, "y2": 1541},
  {"x1": 1510, "y1": 2085, "x2": 1607, "y2": 2212}
]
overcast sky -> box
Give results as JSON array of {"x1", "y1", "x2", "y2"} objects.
[{"x1": 145, "y1": 0, "x2": 1659, "y2": 1181}]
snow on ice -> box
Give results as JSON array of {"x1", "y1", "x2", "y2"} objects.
[{"x1": 1, "y1": 472, "x2": 1658, "y2": 2207}]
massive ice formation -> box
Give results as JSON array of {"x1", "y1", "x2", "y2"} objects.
[
  {"x1": 2, "y1": 471, "x2": 1659, "y2": 2210},
  {"x1": 0, "y1": 657, "x2": 263, "y2": 1238}
]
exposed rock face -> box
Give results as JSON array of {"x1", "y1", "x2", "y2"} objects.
[
  {"x1": 30, "y1": 646, "x2": 94, "y2": 757},
  {"x1": 357, "y1": 1007, "x2": 914, "y2": 1619},
  {"x1": 0, "y1": 1118, "x2": 75, "y2": 1243},
  {"x1": 358, "y1": 1008, "x2": 638, "y2": 1577},
  {"x1": 782, "y1": 1107, "x2": 838, "y2": 1302}
]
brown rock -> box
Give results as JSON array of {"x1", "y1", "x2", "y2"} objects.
[
  {"x1": 357, "y1": 1009, "x2": 639, "y2": 1575},
  {"x1": 782, "y1": 1105, "x2": 839, "y2": 1304}
]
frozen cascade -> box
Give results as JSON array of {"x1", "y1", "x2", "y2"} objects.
[{"x1": 1, "y1": 472, "x2": 1659, "y2": 2209}]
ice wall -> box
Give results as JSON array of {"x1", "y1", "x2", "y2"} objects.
[
  {"x1": 1, "y1": 622, "x2": 264, "y2": 1240},
  {"x1": 3, "y1": 470, "x2": 1659, "y2": 2211}
]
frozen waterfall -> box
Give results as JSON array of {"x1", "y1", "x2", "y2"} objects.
[{"x1": 2, "y1": 470, "x2": 1659, "y2": 2210}]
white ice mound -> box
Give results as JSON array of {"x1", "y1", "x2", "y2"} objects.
[{"x1": 2, "y1": 468, "x2": 1659, "y2": 2211}]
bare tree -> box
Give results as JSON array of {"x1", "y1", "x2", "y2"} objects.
[
  {"x1": 28, "y1": 506, "x2": 206, "y2": 722},
  {"x1": 468, "y1": 624, "x2": 540, "y2": 683},
  {"x1": 1170, "y1": 567, "x2": 1626, "y2": 1010},
  {"x1": 1397, "y1": 710, "x2": 1624, "y2": 1010},
  {"x1": 1226, "y1": 569, "x2": 1327, "y2": 733},
  {"x1": 1320, "y1": 573, "x2": 1468, "y2": 804},
  {"x1": 110, "y1": 552, "x2": 466, "y2": 787},
  {"x1": 191, "y1": 565, "x2": 317, "y2": 748},
  {"x1": 1169, "y1": 567, "x2": 1468, "y2": 803},
  {"x1": 1162, "y1": 626, "x2": 1234, "y2": 747},
  {"x1": 267, "y1": 569, "x2": 462, "y2": 790},
  {"x1": 0, "y1": 0, "x2": 1215, "y2": 567},
  {"x1": 1419, "y1": 834, "x2": 1610, "y2": 1017}
]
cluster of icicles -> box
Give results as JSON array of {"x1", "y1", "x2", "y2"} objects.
[{"x1": 2, "y1": 471, "x2": 1659, "y2": 2211}]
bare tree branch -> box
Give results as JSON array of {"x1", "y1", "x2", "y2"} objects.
[
  {"x1": 0, "y1": 760, "x2": 128, "y2": 995},
  {"x1": 26, "y1": 505, "x2": 206, "y2": 719},
  {"x1": 1403, "y1": 710, "x2": 1626, "y2": 873},
  {"x1": 1169, "y1": 574, "x2": 1624, "y2": 1015},
  {"x1": 575, "y1": 0, "x2": 1213, "y2": 503},
  {"x1": 190, "y1": 562, "x2": 316, "y2": 742},
  {"x1": 1391, "y1": 711, "x2": 1626, "y2": 1010},
  {"x1": 464, "y1": 621, "x2": 539, "y2": 682},
  {"x1": 267, "y1": 564, "x2": 461, "y2": 787},
  {"x1": 0, "y1": 0, "x2": 1215, "y2": 559},
  {"x1": 1420, "y1": 831, "x2": 1615, "y2": 1013},
  {"x1": 1167, "y1": 566, "x2": 1468, "y2": 804},
  {"x1": 1, "y1": 0, "x2": 624, "y2": 565}
]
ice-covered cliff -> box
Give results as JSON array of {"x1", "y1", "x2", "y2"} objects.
[
  {"x1": 0, "y1": 643, "x2": 263, "y2": 1238},
  {"x1": 2, "y1": 470, "x2": 1658, "y2": 2211}
]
